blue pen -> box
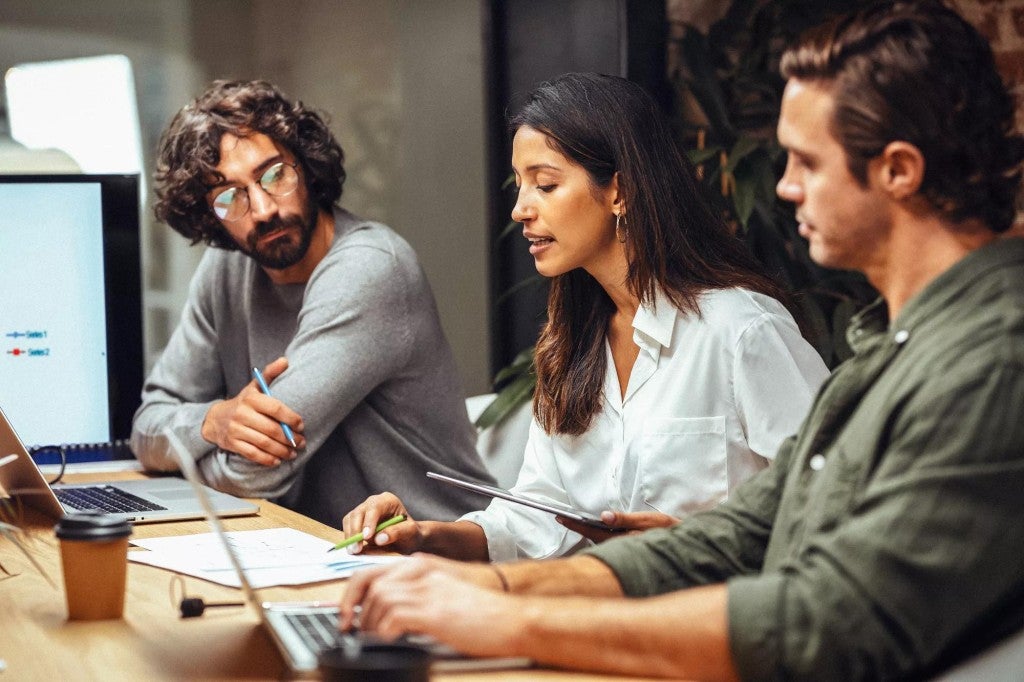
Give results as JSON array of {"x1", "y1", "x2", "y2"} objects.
[{"x1": 251, "y1": 366, "x2": 298, "y2": 448}]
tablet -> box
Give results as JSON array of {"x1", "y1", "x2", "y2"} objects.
[{"x1": 426, "y1": 471, "x2": 623, "y2": 531}]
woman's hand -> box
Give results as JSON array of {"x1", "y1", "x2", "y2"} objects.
[
  {"x1": 556, "y1": 509, "x2": 679, "y2": 543},
  {"x1": 341, "y1": 492, "x2": 422, "y2": 554}
]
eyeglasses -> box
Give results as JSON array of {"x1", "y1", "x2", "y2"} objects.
[{"x1": 210, "y1": 161, "x2": 299, "y2": 221}]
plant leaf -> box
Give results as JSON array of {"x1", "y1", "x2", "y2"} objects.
[
  {"x1": 0, "y1": 522, "x2": 56, "y2": 588},
  {"x1": 724, "y1": 136, "x2": 762, "y2": 172},
  {"x1": 687, "y1": 146, "x2": 723, "y2": 165},
  {"x1": 679, "y1": 29, "x2": 737, "y2": 143},
  {"x1": 493, "y1": 347, "x2": 534, "y2": 385},
  {"x1": 731, "y1": 161, "x2": 758, "y2": 228},
  {"x1": 495, "y1": 275, "x2": 545, "y2": 307},
  {"x1": 498, "y1": 219, "x2": 521, "y2": 242},
  {"x1": 474, "y1": 373, "x2": 535, "y2": 430}
]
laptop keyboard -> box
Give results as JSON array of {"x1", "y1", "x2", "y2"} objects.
[
  {"x1": 55, "y1": 485, "x2": 168, "y2": 513},
  {"x1": 284, "y1": 612, "x2": 342, "y2": 651}
]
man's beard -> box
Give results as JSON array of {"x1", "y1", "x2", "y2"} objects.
[{"x1": 242, "y1": 194, "x2": 319, "y2": 270}]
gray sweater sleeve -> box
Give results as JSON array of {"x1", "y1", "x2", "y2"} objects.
[
  {"x1": 129, "y1": 249, "x2": 230, "y2": 468},
  {"x1": 132, "y1": 215, "x2": 491, "y2": 522},
  {"x1": 203, "y1": 240, "x2": 418, "y2": 497}
]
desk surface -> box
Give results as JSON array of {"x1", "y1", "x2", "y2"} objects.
[{"x1": 0, "y1": 471, "x2": 641, "y2": 681}]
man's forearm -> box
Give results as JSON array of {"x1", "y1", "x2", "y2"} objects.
[
  {"x1": 498, "y1": 555, "x2": 625, "y2": 597},
  {"x1": 507, "y1": 583, "x2": 738, "y2": 681}
]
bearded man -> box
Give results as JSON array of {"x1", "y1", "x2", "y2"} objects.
[{"x1": 130, "y1": 80, "x2": 494, "y2": 527}]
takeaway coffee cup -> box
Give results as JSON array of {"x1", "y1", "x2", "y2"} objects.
[
  {"x1": 54, "y1": 511, "x2": 132, "y2": 620},
  {"x1": 318, "y1": 642, "x2": 432, "y2": 682}
]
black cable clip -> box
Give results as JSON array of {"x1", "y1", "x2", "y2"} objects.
[
  {"x1": 171, "y1": 575, "x2": 244, "y2": 618},
  {"x1": 179, "y1": 596, "x2": 245, "y2": 618}
]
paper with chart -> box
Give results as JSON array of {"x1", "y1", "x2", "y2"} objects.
[{"x1": 128, "y1": 527, "x2": 402, "y2": 588}]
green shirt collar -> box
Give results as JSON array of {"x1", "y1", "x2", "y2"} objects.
[{"x1": 847, "y1": 238, "x2": 1024, "y2": 354}]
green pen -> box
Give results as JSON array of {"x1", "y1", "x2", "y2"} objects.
[{"x1": 327, "y1": 515, "x2": 406, "y2": 552}]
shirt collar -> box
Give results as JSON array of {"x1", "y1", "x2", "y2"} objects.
[
  {"x1": 632, "y1": 287, "x2": 676, "y2": 351},
  {"x1": 894, "y1": 237, "x2": 1024, "y2": 331},
  {"x1": 846, "y1": 238, "x2": 1024, "y2": 354}
]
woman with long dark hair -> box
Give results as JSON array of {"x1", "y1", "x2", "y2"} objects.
[{"x1": 341, "y1": 73, "x2": 827, "y2": 561}]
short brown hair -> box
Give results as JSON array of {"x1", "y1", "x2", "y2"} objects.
[
  {"x1": 153, "y1": 80, "x2": 345, "y2": 249},
  {"x1": 781, "y1": 0, "x2": 1023, "y2": 233}
]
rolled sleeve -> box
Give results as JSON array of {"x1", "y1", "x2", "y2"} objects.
[
  {"x1": 725, "y1": 363, "x2": 1024, "y2": 681},
  {"x1": 462, "y1": 500, "x2": 574, "y2": 562},
  {"x1": 728, "y1": 574, "x2": 785, "y2": 681}
]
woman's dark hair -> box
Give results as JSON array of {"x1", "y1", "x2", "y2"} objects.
[
  {"x1": 153, "y1": 80, "x2": 346, "y2": 248},
  {"x1": 511, "y1": 72, "x2": 791, "y2": 436},
  {"x1": 781, "y1": 0, "x2": 1023, "y2": 233}
]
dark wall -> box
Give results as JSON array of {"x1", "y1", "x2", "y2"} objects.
[{"x1": 484, "y1": 0, "x2": 668, "y2": 378}]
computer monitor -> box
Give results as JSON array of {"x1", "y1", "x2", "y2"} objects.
[{"x1": 0, "y1": 174, "x2": 143, "y2": 460}]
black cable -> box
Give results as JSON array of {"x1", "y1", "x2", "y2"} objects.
[
  {"x1": 29, "y1": 445, "x2": 67, "y2": 485},
  {"x1": 179, "y1": 596, "x2": 245, "y2": 618},
  {"x1": 171, "y1": 574, "x2": 244, "y2": 618}
]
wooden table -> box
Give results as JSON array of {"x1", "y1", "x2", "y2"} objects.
[{"x1": 0, "y1": 472, "x2": 642, "y2": 681}]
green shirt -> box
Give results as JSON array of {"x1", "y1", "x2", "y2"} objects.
[{"x1": 585, "y1": 238, "x2": 1024, "y2": 681}]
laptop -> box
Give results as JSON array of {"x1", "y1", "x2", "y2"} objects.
[
  {"x1": 0, "y1": 406, "x2": 258, "y2": 523},
  {"x1": 167, "y1": 429, "x2": 531, "y2": 676}
]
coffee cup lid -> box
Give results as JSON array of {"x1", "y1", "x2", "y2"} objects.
[{"x1": 54, "y1": 510, "x2": 132, "y2": 540}]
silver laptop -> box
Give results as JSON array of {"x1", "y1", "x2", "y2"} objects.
[
  {"x1": 167, "y1": 430, "x2": 531, "y2": 676},
  {"x1": 0, "y1": 406, "x2": 258, "y2": 523}
]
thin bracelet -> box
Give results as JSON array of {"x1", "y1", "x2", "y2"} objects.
[{"x1": 491, "y1": 564, "x2": 511, "y2": 592}]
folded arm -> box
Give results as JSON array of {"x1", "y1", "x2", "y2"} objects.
[{"x1": 131, "y1": 244, "x2": 415, "y2": 497}]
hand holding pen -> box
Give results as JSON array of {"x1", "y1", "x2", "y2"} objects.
[
  {"x1": 200, "y1": 356, "x2": 303, "y2": 467},
  {"x1": 328, "y1": 515, "x2": 406, "y2": 552},
  {"x1": 251, "y1": 366, "x2": 298, "y2": 448}
]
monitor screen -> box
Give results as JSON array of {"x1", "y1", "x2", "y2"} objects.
[{"x1": 0, "y1": 174, "x2": 143, "y2": 452}]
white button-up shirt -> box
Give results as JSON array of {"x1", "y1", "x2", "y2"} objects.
[{"x1": 463, "y1": 287, "x2": 829, "y2": 561}]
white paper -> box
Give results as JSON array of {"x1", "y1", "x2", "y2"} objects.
[{"x1": 128, "y1": 527, "x2": 402, "y2": 588}]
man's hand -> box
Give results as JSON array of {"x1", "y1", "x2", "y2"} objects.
[
  {"x1": 338, "y1": 556, "x2": 517, "y2": 655},
  {"x1": 556, "y1": 509, "x2": 679, "y2": 543},
  {"x1": 341, "y1": 492, "x2": 420, "y2": 554},
  {"x1": 200, "y1": 356, "x2": 304, "y2": 466}
]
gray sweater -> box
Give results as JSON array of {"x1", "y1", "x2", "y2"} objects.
[{"x1": 131, "y1": 209, "x2": 494, "y2": 526}]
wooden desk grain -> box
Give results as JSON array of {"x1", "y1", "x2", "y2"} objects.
[{"x1": 0, "y1": 472, "x2": 640, "y2": 681}]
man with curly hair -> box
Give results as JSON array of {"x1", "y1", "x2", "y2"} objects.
[{"x1": 130, "y1": 80, "x2": 494, "y2": 527}]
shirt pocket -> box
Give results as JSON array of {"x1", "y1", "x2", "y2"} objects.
[{"x1": 635, "y1": 416, "x2": 728, "y2": 516}]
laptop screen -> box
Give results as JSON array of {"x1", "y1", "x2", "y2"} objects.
[{"x1": 0, "y1": 174, "x2": 142, "y2": 449}]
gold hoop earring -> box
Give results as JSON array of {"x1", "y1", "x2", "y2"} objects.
[{"x1": 615, "y1": 213, "x2": 627, "y2": 243}]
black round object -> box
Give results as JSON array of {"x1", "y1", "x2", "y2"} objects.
[
  {"x1": 54, "y1": 510, "x2": 132, "y2": 541},
  {"x1": 318, "y1": 642, "x2": 432, "y2": 682}
]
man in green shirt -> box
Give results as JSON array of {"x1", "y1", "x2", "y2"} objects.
[{"x1": 337, "y1": 1, "x2": 1024, "y2": 679}]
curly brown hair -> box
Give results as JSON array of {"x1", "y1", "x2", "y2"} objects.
[
  {"x1": 781, "y1": 0, "x2": 1023, "y2": 233},
  {"x1": 153, "y1": 80, "x2": 346, "y2": 249}
]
